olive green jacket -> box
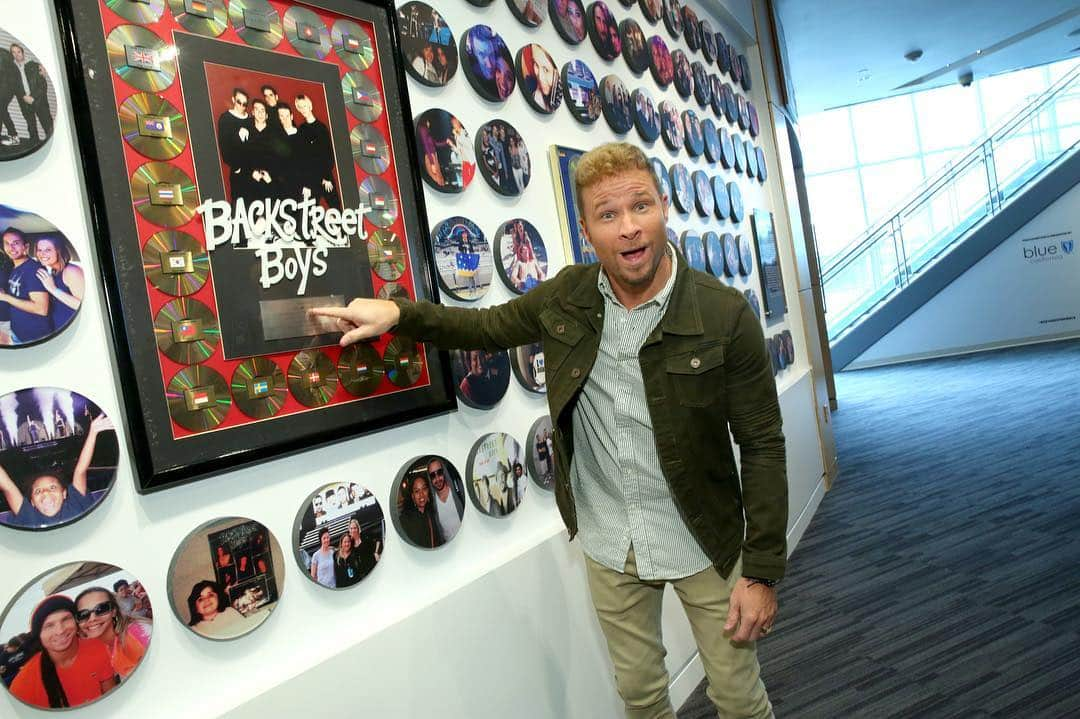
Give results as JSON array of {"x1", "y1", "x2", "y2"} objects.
[{"x1": 394, "y1": 259, "x2": 788, "y2": 581}]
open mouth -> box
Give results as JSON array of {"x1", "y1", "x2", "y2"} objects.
[{"x1": 621, "y1": 247, "x2": 647, "y2": 263}]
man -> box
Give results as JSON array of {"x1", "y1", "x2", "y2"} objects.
[
  {"x1": 0, "y1": 635, "x2": 31, "y2": 688},
  {"x1": 294, "y1": 94, "x2": 340, "y2": 209},
  {"x1": 261, "y1": 84, "x2": 281, "y2": 127},
  {"x1": 427, "y1": 457, "x2": 463, "y2": 542},
  {"x1": 312, "y1": 142, "x2": 785, "y2": 718},
  {"x1": 112, "y1": 580, "x2": 136, "y2": 615},
  {"x1": 0, "y1": 47, "x2": 20, "y2": 146},
  {"x1": 9, "y1": 44, "x2": 50, "y2": 145},
  {"x1": 0, "y1": 227, "x2": 50, "y2": 344},
  {"x1": 217, "y1": 88, "x2": 253, "y2": 202},
  {"x1": 0, "y1": 415, "x2": 113, "y2": 528}
]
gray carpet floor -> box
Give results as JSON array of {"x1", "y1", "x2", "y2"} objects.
[{"x1": 678, "y1": 339, "x2": 1080, "y2": 718}]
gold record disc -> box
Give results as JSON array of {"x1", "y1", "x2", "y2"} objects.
[
  {"x1": 119, "y1": 92, "x2": 188, "y2": 160},
  {"x1": 383, "y1": 336, "x2": 423, "y2": 387},
  {"x1": 142, "y1": 230, "x2": 210, "y2": 296},
  {"x1": 228, "y1": 0, "x2": 283, "y2": 49},
  {"x1": 284, "y1": 6, "x2": 332, "y2": 60},
  {"x1": 153, "y1": 297, "x2": 220, "y2": 364},
  {"x1": 359, "y1": 177, "x2": 398, "y2": 228},
  {"x1": 105, "y1": 0, "x2": 166, "y2": 23},
  {"x1": 350, "y1": 124, "x2": 390, "y2": 175},
  {"x1": 130, "y1": 161, "x2": 198, "y2": 228},
  {"x1": 341, "y1": 71, "x2": 383, "y2": 123},
  {"x1": 377, "y1": 282, "x2": 410, "y2": 301},
  {"x1": 166, "y1": 364, "x2": 231, "y2": 432},
  {"x1": 366, "y1": 230, "x2": 406, "y2": 281},
  {"x1": 337, "y1": 343, "x2": 384, "y2": 397},
  {"x1": 106, "y1": 25, "x2": 177, "y2": 92},
  {"x1": 287, "y1": 350, "x2": 339, "y2": 407},
  {"x1": 167, "y1": 0, "x2": 228, "y2": 37},
  {"x1": 332, "y1": 19, "x2": 374, "y2": 71},
  {"x1": 231, "y1": 357, "x2": 288, "y2": 419}
]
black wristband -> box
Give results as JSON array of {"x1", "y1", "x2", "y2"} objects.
[{"x1": 746, "y1": 576, "x2": 779, "y2": 588}]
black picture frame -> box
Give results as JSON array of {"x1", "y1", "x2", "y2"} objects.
[
  {"x1": 751, "y1": 210, "x2": 787, "y2": 318},
  {"x1": 55, "y1": 0, "x2": 456, "y2": 494}
]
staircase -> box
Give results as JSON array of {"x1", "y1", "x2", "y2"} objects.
[{"x1": 821, "y1": 62, "x2": 1080, "y2": 369}]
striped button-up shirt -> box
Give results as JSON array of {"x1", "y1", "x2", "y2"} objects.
[{"x1": 569, "y1": 250, "x2": 713, "y2": 580}]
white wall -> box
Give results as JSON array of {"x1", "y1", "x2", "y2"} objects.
[
  {"x1": 0, "y1": 0, "x2": 824, "y2": 716},
  {"x1": 851, "y1": 180, "x2": 1080, "y2": 368}
]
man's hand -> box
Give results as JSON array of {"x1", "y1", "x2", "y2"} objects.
[
  {"x1": 309, "y1": 298, "x2": 400, "y2": 346},
  {"x1": 725, "y1": 578, "x2": 777, "y2": 642}
]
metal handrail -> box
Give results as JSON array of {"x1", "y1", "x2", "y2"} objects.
[{"x1": 821, "y1": 62, "x2": 1079, "y2": 278}]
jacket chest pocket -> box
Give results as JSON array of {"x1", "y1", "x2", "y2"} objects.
[
  {"x1": 540, "y1": 309, "x2": 587, "y2": 374},
  {"x1": 665, "y1": 343, "x2": 726, "y2": 407}
]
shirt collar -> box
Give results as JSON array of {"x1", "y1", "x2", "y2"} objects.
[{"x1": 597, "y1": 243, "x2": 678, "y2": 311}]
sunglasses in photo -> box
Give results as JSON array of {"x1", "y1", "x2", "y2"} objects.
[{"x1": 75, "y1": 601, "x2": 114, "y2": 623}]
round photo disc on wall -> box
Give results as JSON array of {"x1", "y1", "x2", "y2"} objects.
[
  {"x1": 648, "y1": 35, "x2": 673, "y2": 88},
  {"x1": 0, "y1": 388, "x2": 117, "y2": 532},
  {"x1": 661, "y1": 0, "x2": 682, "y2": 38},
  {"x1": 392, "y1": 455, "x2": 467, "y2": 549},
  {"x1": 562, "y1": 60, "x2": 602, "y2": 124},
  {"x1": 692, "y1": 169, "x2": 713, "y2": 216},
  {"x1": 719, "y1": 126, "x2": 735, "y2": 168},
  {"x1": 710, "y1": 74, "x2": 724, "y2": 117},
  {"x1": 756, "y1": 146, "x2": 768, "y2": 182},
  {"x1": 659, "y1": 100, "x2": 682, "y2": 152},
  {"x1": 748, "y1": 101, "x2": 761, "y2": 138},
  {"x1": 415, "y1": 108, "x2": 475, "y2": 193},
  {"x1": 744, "y1": 288, "x2": 761, "y2": 319},
  {"x1": 517, "y1": 44, "x2": 563, "y2": 114},
  {"x1": 768, "y1": 337, "x2": 780, "y2": 375},
  {"x1": 732, "y1": 134, "x2": 745, "y2": 172},
  {"x1": 467, "y1": 0, "x2": 495, "y2": 5},
  {"x1": 586, "y1": 1, "x2": 622, "y2": 61},
  {"x1": 600, "y1": 74, "x2": 633, "y2": 134},
  {"x1": 680, "y1": 6, "x2": 700, "y2": 51},
  {"x1": 620, "y1": 19, "x2": 650, "y2": 74},
  {"x1": 739, "y1": 235, "x2": 754, "y2": 275},
  {"x1": 526, "y1": 416, "x2": 555, "y2": 491},
  {"x1": 495, "y1": 218, "x2": 548, "y2": 294},
  {"x1": 0, "y1": 206, "x2": 85, "y2": 347},
  {"x1": 550, "y1": 0, "x2": 588, "y2": 44},
  {"x1": 703, "y1": 231, "x2": 723, "y2": 278},
  {"x1": 783, "y1": 331, "x2": 796, "y2": 365},
  {"x1": 668, "y1": 163, "x2": 693, "y2": 214},
  {"x1": 398, "y1": 1, "x2": 457, "y2": 87},
  {"x1": 682, "y1": 109, "x2": 704, "y2": 157},
  {"x1": 452, "y1": 349, "x2": 511, "y2": 409},
  {"x1": 739, "y1": 54, "x2": 752, "y2": 91},
  {"x1": 650, "y1": 157, "x2": 671, "y2": 200},
  {"x1": 476, "y1": 119, "x2": 531, "y2": 196},
  {"x1": 702, "y1": 118, "x2": 720, "y2": 163},
  {"x1": 512, "y1": 342, "x2": 546, "y2": 394},
  {"x1": 460, "y1": 25, "x2": 516, "y2": 102},
  {"x1": 640, "y1": 0, "x2": 663, "y2": 25},
  {"x1": 712, "y1": 175, "x2": 731, "y2": 219},
  {"x1": 700, "y1": 19, "x2": 716, "y2": 62},
  {"x1": 665, "y1": 227, "x2": 677, "y2": 247},
  {"x1": 508, "y1": 0, "x2": 547, "y2": 27},
  {"x1": 632, "y1": 87, "x2": 660, "y2": 142},
  {"x1": 466, "y1": 432, "x2": 529, "y2": 517},
  {"x1": 728, "y1": 181, "x2": 744, "y2": 223},
  {"x1": 671, "y1": 50, "x2": 692, "y2": 99},
  {"x1": 292, "y1": 482, "x2": 384, "y2": 590},
  {"x1": 168, "y1": 516, "x2": 285, "y2": 641},
  {"x1": 729, "y1": 45, "x2": 742, "y2": 86},
  {"x1": 745, "y1": 139, "x2": 758, "y2": 178},
  {"x1": 692, "y1": 61, "x2": 711, "y2": 108},
  {"x1": 680, "y1": 231, "x2": 707, "y2": 273},
  {"x1": 716, "y1": 30, "x2": 730, "y2": 75},
  {"x1": 432, "y1": 216, "x2": 492, "y2": 301},
  {"x1": 722, "y1": 82, "x2": 738, "y2": 124},
  {"x1": 722, "y1": 232, "x2": 739, "y2": 277},
  {"x1": 737, "y1": 94, "x2": 750, "y2": 131},
  {"x1": 1, "y1": 562, "x2": 153, "y2": 710}
]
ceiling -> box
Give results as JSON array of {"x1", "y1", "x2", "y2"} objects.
[{"x1": 775, "y1": 0, "x2": 1080, "y2": 114}]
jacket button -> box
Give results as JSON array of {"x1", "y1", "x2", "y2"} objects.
[
  {"x1": 571, "y1": 368, "x2": 581, "y2": 378},
  {"x1": 556, "y1": 324, "x2": 565, "y2": 334},
  {"x1": 690, "y1": 357, "x2": 701, "y2": 369}
]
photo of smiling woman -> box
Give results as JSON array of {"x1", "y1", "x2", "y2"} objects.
[{"x1": 1, "y1": 561, "x2": 151, "y2": 710}]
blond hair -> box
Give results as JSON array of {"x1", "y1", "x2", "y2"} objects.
[{"x1": 573, "y1": 142, "x2": 663, "y2": 218}]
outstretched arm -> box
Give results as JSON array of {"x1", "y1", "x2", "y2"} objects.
[
  {"x1": 72, "y1": 415, "x2": 114, "y2": 497},
  {"x1": 0, "y1": 289, "x2": 48, "y2": 316},
  {"x1": 0, "y1": 462, "x2": 25, "y2": 516}
]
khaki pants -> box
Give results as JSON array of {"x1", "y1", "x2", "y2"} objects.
[{"x1": 585, "y1": 548, "x2": 773, "y2": 719}]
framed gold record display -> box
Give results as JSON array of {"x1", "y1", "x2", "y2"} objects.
[{"x1": 56, "y1": 0, "x2": 456, "y2": 493}]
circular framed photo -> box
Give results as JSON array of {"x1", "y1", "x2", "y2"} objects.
[
  {"x1": 632, "y1": 87, "x2": 660, "y2": 142},
  {"x1": 671, "y1": 49, "x2": 692, "y2": 99},
  {"x1": 648, "y1": 35, "x2": 673, "y2": 88},
  {"x1": 745, "y1": 138, "x2": 758, "y2": 178},
  {"x1": 168, "y1": 517, "x2": 285, "y2": 641},
  {"x1": 729, "y1": 45, "x2": 742, "y2": 86},
  {"x1": 661, "y1": 0, "x2": 682, "y2": 38},
  {"x1": 748, "y1": 100, "x2": 760, "y2": 138},
  {"x1": 737, "y1": 94, "x2": 749, "y2": 131},
  {"x1": 680, "y1": 231, "x2": 707, "y2": 273},
  {"x1": 467, "y1": 0, "x2": 495, "y2": 5},
  {"x1": 460, "y1": 25, "x2": 516, "y2": 102},
  {"x1": 700, "y1": 19, "x2": 716, "y2": 62},
  {"x1": 466, "y1": 432, "x2": 528, "y2": 517},
  {"x1": 732, "y1": 133, "x2": 746, "y2": 172},
  {"x1": 476, "y1": 119, "x2": 531, "y2": 196},
  {"x1": 391, "y1": 455, "x2": 467, "y2": 549},
  {"x1": 0, "y1": 388, "x2": 118, "y2": 532},
  {"x1": 600, "y1": 74, "x2": 633, "y2": 134},
  {"x1": 585, "y1": 1, "x2": 621, "y2": 61},
  {"x1": 415, "y1": 108, "x2": 475, "y2": 193},
  {"x1": 0, "y1": 29, "x2": 58, "y2": 161},
  {"x1": 397, "y1": 2, "x2": 457, "y2": 87},
  {"x1": 756, "y1": 146, "x2": 768, "y2": 182},
  {"x1": 744, "y1": 288, "x2": 761, "y2": 319},
  {"x1": 507, "y1": 0, "x2": 547, "y2": 27},
  {"x1": 1, "y1": 562, "x2": 153, "y2": 710},
  {"x1": 680, "y1": 5, "x2": 700, "y2": 51},
  {"x1": 293, "y1": 482, "x2": 384, "y2": 590},
  {"x1": 716, "y1": 30, "x2": 731, "y2": 75},
  {"x1": 782, "y1": 330, "x2": 796, "y2": 365},
  {"x1": 722, "y1": 82, "x2": 738, "y2": 124},
  {"x1": 517, "y1": 44, "x2": 563, "y2": 114},
  {"x1": 712, "y1": 175, "x2": 731, "y2": 220},
  {"x1": 432, "y1": 216, "x2": 493, "y2": 301},
  {"x1": 702, "y1": 118, "x2": 720, "y2": 163},
  {"x1": 511, "y1": 342, "x2": 546, "y2": 393},
  {"x1": 668, "y1": 163, "x2": 693, "y2": 214},
  {"x1": 722, "y1": 232, "x2": 739, "y2": 277},
  {"x1": 682, "y1": 109, "x2": 704, "y2": 157},
  {"x1": 640, "y1": 0, "x2": 663, "y2": 24},
  {"x1": 739, "y1": 54, "x2": 752, "y2": 92},
  {"x1": 691, "y1": 169, "x2": 713, "y2": 217},
  {"x1": 550, "y1": 0, "x2": 587, "y2": 44},
  {"x1": 703, "y1": 231, "x2": 723, "y2": 278},
  {"x1": 495, "y1": 218, "x2": 548, "y2": 294},
  {"x1": 562, "y1": 59, "x2": 601, "y2": 124},
  {"x1": 692, "y1": 61, "x2": 711, "y2": 107},
  {"x1": 739, "y1": 234, "x2": 753, "y2": 275},
  {"x1": 526, "y1": 416, "x2": 555, "y2": 491},
  {"x1": 452, "y1": 349, "x2": 511, "y2": 409},
  {"x1": 659, "y1": 100, "x2": 682, "y2": 151},
  {"x1": 1, "y1": 206, "x2": 85, "y2": 348},
  {"x1": 719, "y1": 126, "x2": 735, "y2": 168},
  {"x1": 619, "y1": 19, "x2": 650, "y2": 74},
  {"x1": 709, "y1": 73, "x2": 723, "y2": 116},
  {"x1": 728, "y1": 181, "x2": 744, "y2": 223},
  {"x1": 650, "y1": 157, "x2": 671, "y2": 200}
]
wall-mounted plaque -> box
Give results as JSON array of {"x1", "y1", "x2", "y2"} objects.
[
  {"x1": 648, "y1": 35, "x2": 673, "y2": 88},
  {"x1": 494, "y1": 218, "x2": 548, "y2": 294},
  {"x1": 292, "y1": 481, "x2": 384, "y2": 589},
  {"x1": 551, "y1": 0, "x2": 588, "y2": 44},
  {"x1": 462, "y1": 24, "x2": 516, "y2": 101},
  {"x1": 586, "y1": 1, "x2": 621, "y2": 61},
  {"x1": 391, "y1": 455, "x2": 467, "y2": 548},
  {"x1": 600, "y1": 74, "x2": 633, "y2": 134},
  {"x1": 562, "y1": 59, "x2": 602, "y2": 124},
  {"x1": 620, "y1": 19, "x2": 650, "y2": 75},
  {"x1": 517, "y1": 44, "x2": 563, "y2": 114},
  {"x1": 633, "y1": 87, "x2": 660, "y2": 142},
  {"x1": 466, "y1": 432, "x2": 528, "y2": 517},
  {"x1": 751, "y1": 210, "x2": 786, "y2": 317},
  {"x1": 526, "y1": 415, "x2": 555, "y2": 490},
  {"x1": 476, "y1": 119, "x2": 531, "y2": 196},
  {"x1": 452, "y1": 349, "x2": 511, "y2": 409},
  {"x1": 398, "y1": 1, "x2": 457, "y2": 87},
  {"x1": 431, "y1": 216, "x2": 493, "y2": 301}
]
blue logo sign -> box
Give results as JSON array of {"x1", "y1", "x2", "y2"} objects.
[{"x1": 1063, "y1": 240, "x2": 1074, "y2": 254}]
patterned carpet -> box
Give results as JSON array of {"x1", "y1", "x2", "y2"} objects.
[{"x1": 678, "y1": 339, "x2": 1080, "y2": 718}]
